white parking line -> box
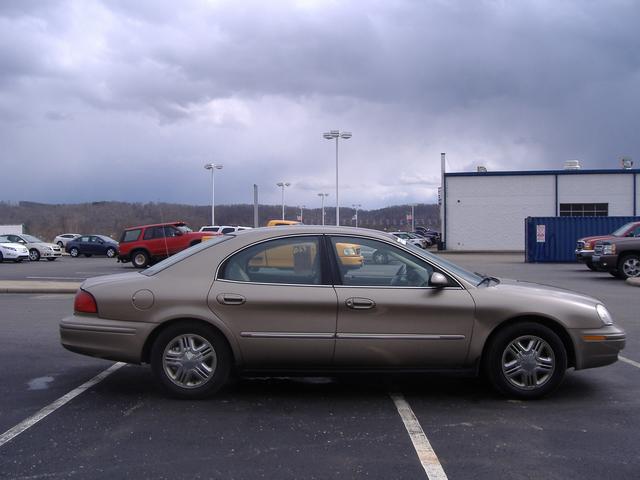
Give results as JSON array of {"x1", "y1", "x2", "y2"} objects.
[
  {"x1": 0, "y1": 363, "x2": 125, "y2": 448},
  {"x1": 390, "y1": 393, "x2": 448, "y2": 480},
  {"x1": 620, "y1": 356, "x2": 640, "y2": 369}
]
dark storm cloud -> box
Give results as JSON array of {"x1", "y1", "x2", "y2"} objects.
[{"x1": 1, "y1": 0, "x2": 639, "y2": 208}]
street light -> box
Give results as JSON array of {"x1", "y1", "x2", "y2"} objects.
[
  {"x1": 299, "y1": 205, "x2": 306, "y2": 223},
  {"x1": 323, "y1": 129, "x2": 352, "y2": 225},
  {"x1": 317, "y1": 193, "x2": 329, "y2": 226},
  {"x1": 276, "y1": 181, "x2": 291, "y2": 220},
  {"x1": 352, "y1": 203, "x2": 362, "y2": 228},
  {"x1": 204, "y1": 163, "x2": 223, "y2": 226}
]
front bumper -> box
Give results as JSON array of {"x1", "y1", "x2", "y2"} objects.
[
  {"x1": 575, "y1": 250, "x2": 594, "y2": 263},
  {"x1": 1, "y1": 250, "x2": 29, "y2": 260},
  {"x1": 569, "y1": 325, "x2": 626, "y2": 370},
  {"x1": 41, "y1": 249, "x2": 63, "y2": 258},
  {"x1": 60, "y1": 314, "x2": 155, "y2": 364},
  {"x1": 591, "y1": 254, "x2": 617, "y2": 270}
]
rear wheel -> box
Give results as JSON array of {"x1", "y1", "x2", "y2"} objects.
[
  {"x1": 29, "y1": 249, "x2": 40, "y2": 261},
  {"x1": 618, "y1": 254, "x2": 640, "y2": 279},
  {"x1": 484, "y1": 322, "x2": 567, "y2": 399},
  {"x1": 57, "y1": 241, "x2": 64, "y2": 248},
  {"x1": 151, "y1": 322, "x2": 232, "y2": 399},
  {"x1": 69, "y1": 247, "x2": 79, "y2": 258},
  {"x1": 131, "y1": 250, "x2": 150, "y2": 268}
]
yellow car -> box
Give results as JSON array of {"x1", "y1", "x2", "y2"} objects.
[{"x1": 266, "y1": 220, "x2": 303, "y2": 227}]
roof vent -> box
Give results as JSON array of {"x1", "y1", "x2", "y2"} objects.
[
  {"x1": 564, "y1": 160, "x2": 581, "y2": 170},
  {"x1": 621, "y1": 157, "x2": 633, "y2": 169},
  {"x1": 477, "y1": 165, "x2": 487, "y2": 172}
]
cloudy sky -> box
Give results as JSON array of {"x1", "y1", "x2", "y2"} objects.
[{"x1": 1, "y1": 0, "x2": 639, "y2": 209}]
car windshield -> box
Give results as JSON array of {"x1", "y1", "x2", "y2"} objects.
[
  {"x1": 141, "y1": 235, "x2": 231, "y2": 276},
  {"x1": 612, "y1": 222, "x2": 633, "y2": 236},
  {"x1": 399, "y1": 240, "x2": 484, "y2": 285},
  {"x1": 97, "y1": 235, "x2": 115, "y2": 242},
  {"x1": 22, "y1": 234, "x2": 43, "y2": 243},
  {"x1": 394, "y1": 233, "x2": 410, "y2": 239},
  {"x1": 176, "y1": 225, "x2": 192, "y2": 233}
]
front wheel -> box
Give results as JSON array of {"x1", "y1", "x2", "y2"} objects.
[
  {"x1": 29, "y1": 249, "x2": 40, "y2": 261},
  {"x1": 585, "y1": 261, "x2": 598, "y2": 272},
  {"x1": 106, "y1": 247, "x2": 116, "y2": 258},
  {"x1": 618, "y1": 254, "x2": 640, "y2": 279},
  {"x1": 372, "y1": 250, "x2": 389, "y2": 264},
  {"x1": 150, "y1": 322, "x2": 232, "y2": 399},
  {"x1": 484, "y1": 322, "x2": 567, "y2": 399}
]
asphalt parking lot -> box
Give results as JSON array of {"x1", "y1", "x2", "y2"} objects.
[{"x1": 0, "y1": 254, "x2": 639, "y2": 479}]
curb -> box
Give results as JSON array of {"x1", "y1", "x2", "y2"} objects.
[
  {"x1": 0, "y1": 282, "x2": 81, "y2": 294},
  {"x1": 627, "y1": 278, "x2": 640, "y2": 288}
]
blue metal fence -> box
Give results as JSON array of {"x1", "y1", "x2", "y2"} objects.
[{"x1": 525, "y1": 216, "x2": 640, "y2": 262}]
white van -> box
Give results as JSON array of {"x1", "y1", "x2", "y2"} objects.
[{"x1": 199, "y1": 225, "x2": 253, "y2": 234}]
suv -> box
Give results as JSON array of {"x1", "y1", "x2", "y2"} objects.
[
  {"x1": 592, "y1": 237, "x2": 640, "y2": 279},
  {"x1": 576, "y1": 221, "x2": 640, "y2": 271},
  {"x1": 118, "y1": 222, "x2": 216, "y2": 268}
]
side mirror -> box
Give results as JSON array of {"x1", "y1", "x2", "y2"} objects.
[{"x1": 429, "y1": 272, "x2": 449, "y2": 288}]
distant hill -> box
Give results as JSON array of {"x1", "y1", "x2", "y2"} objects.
[{"x1": 0, "y1": 201, "x2": 440, "y2": 242}]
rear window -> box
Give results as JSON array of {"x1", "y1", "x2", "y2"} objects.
[{"x1": 121, "y1": 229, "x2": 142, "y2": 243}]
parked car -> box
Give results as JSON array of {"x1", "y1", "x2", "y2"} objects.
[
  {"x1": 200, "y1": 225, "x2": 253, "y2": 234},
  {"x1": 390, "y1": 231, "x2": 427, "y2": 249},
  {"x1": 591, "y1": 237, "x2": 640, "y2": 279},
  {"x1": 117, "y1": 221, "x2": 216, "y2": 268},
  {"x1": 415, "y1": 227, "x2": 441, "y2": 244},
  {"x1": 575, "y1": 221, "x2": 640, "y2": 271},
  {"x1": 0, "y1": 234, "x2": 62, "y2": 261},
  {"x1": 66, "y1": 235, "x2": 119, "y2": 258},
  {"x1": 266, "y1": 220, "x2": 302, "y2": 227},
  {"x1": 53, "y1": 233, "x2": 81, "y2": 248},
  {"x1": 410, "y1": 231, "x2": 434, "y2": 247},
  {"x1": 0, "y1": 238, "x2": 30, "y2": 262},
  {"x1": 60, "y1": 226, "x2": 624, "y2": 400}
]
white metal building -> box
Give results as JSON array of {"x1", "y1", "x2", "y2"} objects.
[{"x1": 441, "y1": 168, "x2": 640, "y2": 251}]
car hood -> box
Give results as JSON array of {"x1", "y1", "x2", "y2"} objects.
[
  {"x1": 31, "y1": 242, "x2": 60, "y2": 249},
  {"x1": 577, "y1": 235, "x2": 614, "y2": 245},
  {"x1": 487, "y1": 277, "x2": 600, "y2": 306}
]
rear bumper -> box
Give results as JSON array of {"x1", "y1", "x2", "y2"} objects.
[
  {"x1": 60, "y1": 314, "x2": 155, "y2": 364},
  {"x1": 569, "y1": 325, "x2": 626, "y2": 370}
]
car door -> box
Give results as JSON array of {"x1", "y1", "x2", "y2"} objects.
[
  {"x1": 208, "y1": 235, "x2": 337, "y2": 368},
  {"x1": 76, "y1": 236, "x2": 91, "y2": 254},
  {"x1": 328, "y1": 235, "x2": 476, "y2": 368},
  {"x1": 142, "y1": 226, "x2": 169, "y2": 257}
]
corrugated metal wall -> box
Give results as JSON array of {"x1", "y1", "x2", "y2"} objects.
[{"x1": 525, "y1": 216, "x2": 640, "y2": 262}]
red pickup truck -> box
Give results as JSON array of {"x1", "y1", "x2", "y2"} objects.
[{"x1": 117, "y1": 221, "x2": 216, "y2": 268}]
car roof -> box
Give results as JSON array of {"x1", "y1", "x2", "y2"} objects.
[
  {"x1": 124, "y1": 221, "x2": 187, "y2": 230},
  {"x1": 226, "y1": 225, "x2": 396, "y2": 243}
]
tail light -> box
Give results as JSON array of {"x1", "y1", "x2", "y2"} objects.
[{"x1": 74, "y1": 289, "x2": 98, "y2": 314}]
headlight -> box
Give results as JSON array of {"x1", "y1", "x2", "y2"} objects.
[
  {"x1": 343, "y1": 247, "x2": 356, "y2": 256},
  {"x1": 602, "y1": 244, "x2": 615, "y2": 255},
  {"x1": 596, "y1": 304, "x2": 613, "y2": 326}
]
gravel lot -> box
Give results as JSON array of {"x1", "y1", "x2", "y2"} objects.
[{"x1": 0, "y1": 255, "x2": 638, "y2": 479}]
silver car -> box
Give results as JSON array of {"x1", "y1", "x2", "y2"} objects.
[
  {"x1": 60, "y1": 226, "x2": 625, "y2": 399},
  {"x1": 0, "y1": 234, "x2": 62, "y2": 261}
]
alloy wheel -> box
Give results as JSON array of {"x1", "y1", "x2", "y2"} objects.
[
  {"x1": 162, "y1": 334, "x2": 217, "y2": 389},
  {"x1": 501, "y1": 335, "x2": 555, "y2": 390}
]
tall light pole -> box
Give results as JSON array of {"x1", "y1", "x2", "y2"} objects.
[
  {"x1": 299, "y1": 205, "x2": 306, "y2": 223},
  {"x1": 323, "y1": 129, "x2": 352, "y2": 225},
  {"x1": 411, "y1": 204, "x2": 416, "y2": 232},
  {"x1": 204, "y1": 163, "x2": 223, "y2": 226},
  {"x1": 352, "y1": 203, "x2": 361, "y2": 228},
  {"x1": 276, "y1": 181, "x2": 291, "y2": 220},
  {"x1": 318, "y1": 193, "x2": 329, "y2": 226}
]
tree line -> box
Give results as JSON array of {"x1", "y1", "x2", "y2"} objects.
[{"x1": 0, "y1": 201, "x2": 440, "y2": 241}]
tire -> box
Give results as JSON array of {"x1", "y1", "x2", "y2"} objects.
[
  {"x1": 57, "y1": 241, "x2": 64, "y2": 248},
  {"x1": 0, "y1": 251, "x2": 3, "y2": 263},
  {"x1": 131, "y1": 250, "x2": 150, "y2": 268},
  {"x1": 29, "y1": 249, "x2": 40, "y2": 261},
  {"x1": 484, "y1": 322, "x2": 567, "y2": 399},
  {"x1": 106, "y1": 248, "x2": 116, "y2": 258},
  {"x1": 69, "y1": 247, "x2": 80, "y2": 258},
  {"x1": 585, "y1": 261, "x2": 598, "y2": 272},
  {"x1": 46, "y1": 258, "x2": 56, "y2": 262},
  {"x1": 609, "y1": 270, "x2": 625, "y2": 279},
  {"x1": 84, "y1": 254, "x2": 93, "y2": 258},
  {"x1": 617, "y1": 254, "x2": 640, "y2": 279},
  {"x1": 150, "y1": 321, "x2": 232, "y2": 399},
  {"x1": 372, "y1": 250, "x2": 389, "y2": 265}
]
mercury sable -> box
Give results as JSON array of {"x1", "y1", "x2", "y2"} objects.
[{"x1": 60, "y1": 226, "x2": 625, "y2": 399}]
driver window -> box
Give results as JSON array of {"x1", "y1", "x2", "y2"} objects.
[{"x1": 330, "y1": 236, "x2": 447, "y2": 287}]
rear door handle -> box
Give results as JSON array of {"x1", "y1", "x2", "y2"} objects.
[
  {"x1": 345, "y1": 297, "x2": 376, "y2": 310},
  {"x1": 217, "y1": 293, "x2": 246, "y2": 305}
]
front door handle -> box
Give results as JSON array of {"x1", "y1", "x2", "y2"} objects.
[
  {"x1": 345, "y1": 297, "x2": 376, "y2": 310},
  {"x1": 217, "y1": 293, "x2": 246, "y2": 305}
]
